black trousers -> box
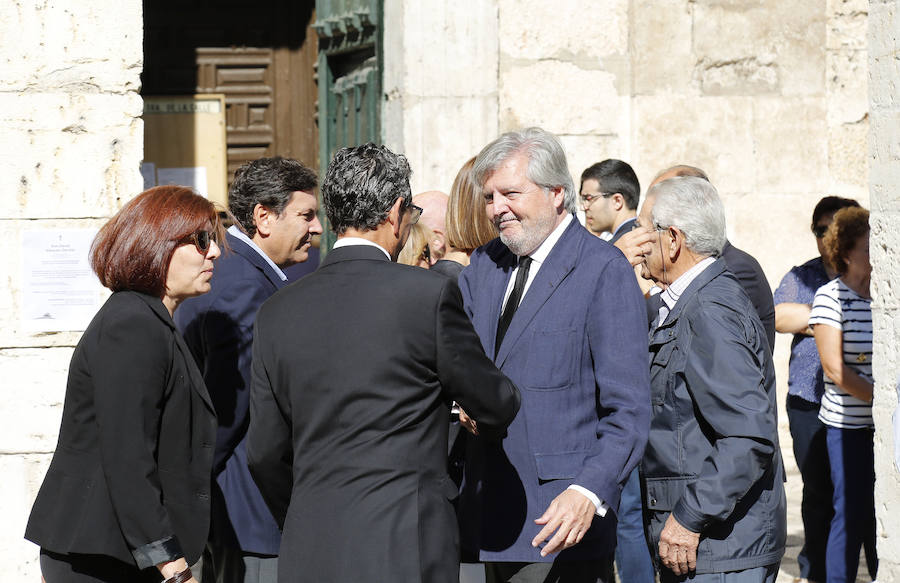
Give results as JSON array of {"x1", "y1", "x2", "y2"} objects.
[
  {"x1": 786, "y1": 395, "x2": 833, "y2": 582},
  {"x1": 40, "y1": 549, "x2": 161, "y2": 583}
]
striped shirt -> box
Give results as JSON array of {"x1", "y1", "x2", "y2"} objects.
[{"x1": 809, "y1": 278, "x2": 873, "y2": 428}]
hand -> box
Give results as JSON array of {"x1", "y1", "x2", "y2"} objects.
[
  {"x1": 458, "y1": 407, "x2": 478, "y2": 435},
  {"x1": 614, "y1": 227, "x2": 655, "y2": 267},
  {"x1": 531, "y1": 489, "x2": 596, "y2": 556},
  {"x1": 658, "y1": 513, "x2": 700, "y2": 576}
]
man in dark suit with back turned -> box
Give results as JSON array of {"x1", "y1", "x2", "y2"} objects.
[
  {"x1": 176, "y1": 157, "x2": 322, "y2": 583},
  {"x1": 457, "y1": 127, "x2": 650, "y2": 583},
  {"x1": 247, "y1": 143, "x2": 521, "y2": 583}
]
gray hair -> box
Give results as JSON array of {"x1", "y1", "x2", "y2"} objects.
[
  {"x1": 472, "y1": 127, "x2": 577, "y2": 214},
  {"x1": 322, "y1": 143, "x2": 412, "y2": 235},
  {"x1": 649, "y1": 176, "x2": 726, "y2": 257}
]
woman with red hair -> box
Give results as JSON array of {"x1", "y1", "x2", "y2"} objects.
[{"x1": 26, "y1": 186, "x2": 223, "y2": 583}]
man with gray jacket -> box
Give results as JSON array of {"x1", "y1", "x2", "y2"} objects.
[{"x1": 637, "y1": 176, "x2": 786, "y2": 583}]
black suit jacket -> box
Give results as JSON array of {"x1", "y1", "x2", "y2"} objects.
[
  {"x1": 26, "y1": 291, "x2": 217, "y2": 569},
  {"x1": 247, "y1": 244, "x2": 520, "y2": 583},
  {"x1": 721, "y1": 241, "x2": 775, "y2": 352}
]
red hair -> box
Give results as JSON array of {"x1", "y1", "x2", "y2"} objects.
[{"x1": 91, "y1": 186, "x2": 224, "y2": 297}]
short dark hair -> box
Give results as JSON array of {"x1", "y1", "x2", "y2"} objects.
[
  {"x1": 580, "y1": 159, "x2": 641, "y2": 210},
  {"x1": 822, "y1": 206, "x2": 869, "y2": 274},
  {"x1": 91, "y1": 185, "x2": 224, "y2": 297},
  {"x1": 229, "y1": 156, "x2": 318, "y2": 237},
  {"x1": 811, "y1": 196, "x2": 860, "y2": 232},
  {"x1": 322, "y1": 143, "x2": 412, "y2": 235}
]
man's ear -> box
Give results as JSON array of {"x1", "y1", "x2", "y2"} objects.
[
  {"x1": 550, "y1": 186, "x2": 565, "y2": 209},
  {"x1": 253, "y1": 204, "x2": 273, "y2": 237},
  {"x1": 387, "y1": 197, "x2": 405, "y2": 237},
  {"x1": 668, "y1": 227, "x2": 681, "y2": 261},
  {"x1": 611, "y1": 193, "x2": 625, "y2": 211}
]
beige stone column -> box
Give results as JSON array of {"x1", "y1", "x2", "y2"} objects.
[
  {"x1": 868, "y1": 0, "x2": 900, "y2": 579},
  {"x1": 0, "y1": 1, "x2": 144, "y2": 578},
  {"x1": 382, "y1": 0, "x2": 500, "y2": 193}
]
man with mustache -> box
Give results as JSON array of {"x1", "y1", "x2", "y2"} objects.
[
  {"x1": 457, "y1": 128, "x2": 650, "y2": 583},
  {"x1": 176, "y1": 156, "x2": 322, "y2": 583}
]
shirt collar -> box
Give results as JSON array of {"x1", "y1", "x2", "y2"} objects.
[
  {"x1": 227, "y1": 225, "x2": 288, "y2": 281},
  {"x1": 526, "y1": 213, "x2": 573, "y2": 265},
  {"x1": 333, "y1": 237, "x2": 392, "y2": 260},
  {"x1": 659, "y1": 256, "x2": 716, "y2": 310}
]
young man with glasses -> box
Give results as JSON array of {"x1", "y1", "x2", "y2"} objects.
[{"x1": 579, "y1": 159, "x2": 641, "y2": 244}]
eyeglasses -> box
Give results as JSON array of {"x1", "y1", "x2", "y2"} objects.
[
  {"x1": 408, "y1": 203, "x2": 423, "y2": 225},
  {"x1": 579, "y1": 192, "x2": 615, "y2": 207},
  {"x1": 812, "y1": 224, "x2": 829, "y2": 239},
  {"x1": 180, "y1": 230, "x2": 217, "y2": 254}
]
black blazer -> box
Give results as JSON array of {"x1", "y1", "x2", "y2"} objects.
[
  {"x1": 721, "y1": 241, "x2": 776, "y2": 352},
  {"x1": 247, "y1": 244, "x2": 520, "y2": 583},
  {"x1": 26, "y1": 291, "x2": 217, "y2": 569}
]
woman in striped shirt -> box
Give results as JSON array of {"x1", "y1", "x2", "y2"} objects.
[{"x1": 809, "y1": 206, "x2": 876, "y2": 583}]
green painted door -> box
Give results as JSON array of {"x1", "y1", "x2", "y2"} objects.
[{"x1": 314, "y1": 0, "x2": 382, "y2": 253}]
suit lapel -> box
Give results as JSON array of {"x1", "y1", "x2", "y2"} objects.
[
  {"x1": 226, "y1": 231, "x2": 289, "y2": 290},
  {"x1": 135, "y1": 292, "x2": 217, "y2": 414},
  {"x1": 494, "y1": 220, "x2": 581, "y2": 368}
]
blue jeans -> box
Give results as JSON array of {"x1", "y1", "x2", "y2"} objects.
[
  {"x1": 786, "y1": 395, "x2": 832, "y2": 582},
  {"x1": 825, "y1": 426, "x2": 877, "y2": 583},
  {"x1": 614, "y1": 467, "x2": 654, "y2": 583}
]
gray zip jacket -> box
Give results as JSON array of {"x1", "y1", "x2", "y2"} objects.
[{"x1": 642, "y1": 258, "x2": 786, "y2": 574}]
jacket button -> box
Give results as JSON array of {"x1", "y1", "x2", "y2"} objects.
[{"x1": 650, "y1": 498, "x2": 657, "y2": 506}]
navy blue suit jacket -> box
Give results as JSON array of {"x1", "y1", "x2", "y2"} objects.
[
  {"x1": 457, "y1": 217, "x2": 650, "y2": 562},
  {"x1": 175, "y1": 231, "x2": 287, "y2": 555}
]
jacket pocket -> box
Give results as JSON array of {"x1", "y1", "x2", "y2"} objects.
[
  {"x1": 534, "y1": 451, "x2": 588, "y2": 481},
  {"x1": 649, "y1": 335, "x2": 679, "y2": 406}
]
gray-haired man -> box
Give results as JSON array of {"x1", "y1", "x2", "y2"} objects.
[{"x1": 639, "y1": 176, "x2": 786, "y2": 583}]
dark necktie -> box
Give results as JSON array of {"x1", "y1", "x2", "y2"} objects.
[{"x1": 495, "y1": 255, "x2": 532, "y2": 357}]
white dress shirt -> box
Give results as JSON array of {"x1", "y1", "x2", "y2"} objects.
[
  {"x1": 333, "y1": 237, "x2": 392, "y2": 260},
  {"x1": 228, "y1": 225, "x2": 288, "y2": 281}
]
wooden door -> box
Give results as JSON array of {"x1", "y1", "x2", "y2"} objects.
[{"x1": 143, "y1": 0, "x2": 318, "y2": 189}]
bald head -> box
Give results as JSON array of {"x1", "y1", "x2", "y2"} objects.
[
  {"x1": 413, "y1": 190, "x2": 449, "y2": 262},
  {"x1": 649, "y1": 165, "x2": 710, "y2": 189}
]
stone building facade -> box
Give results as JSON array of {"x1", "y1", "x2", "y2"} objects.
[{"x1": 2, "y1": 0, "x2": 897, "y2": 580}]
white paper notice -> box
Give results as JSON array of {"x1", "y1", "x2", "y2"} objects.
[
  {"x1": 141, "y1": 162, "x2": 157, "y2": 190},
  {"x1": 157, "y1": 167, "x2": 209, "y2": 198},
  {"x1": 22, "y1": 230, "x2": 106, "y2": 332}
]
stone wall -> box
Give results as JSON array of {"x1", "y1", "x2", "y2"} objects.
[
  {"x1": 386, "y1": 0, "x2": 870, "y2": 459},
  {"x1": 868, "y1": 0, "x2": 900, "y2": 578},
  {"x1": 0, "y1": 1, "x2": 143, "y2": 578}
]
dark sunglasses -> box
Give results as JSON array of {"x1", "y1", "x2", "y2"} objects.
[
  {"x1": 812, "y1": 224, "x2": 829, "y2": 239},
  {"x1": 180, "y1": 230, "x2": 217, "y2": 254}
]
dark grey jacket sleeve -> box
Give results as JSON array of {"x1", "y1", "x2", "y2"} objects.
[{"x1": 672, "y1": 300, "x2": 777, "y2": 532}]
